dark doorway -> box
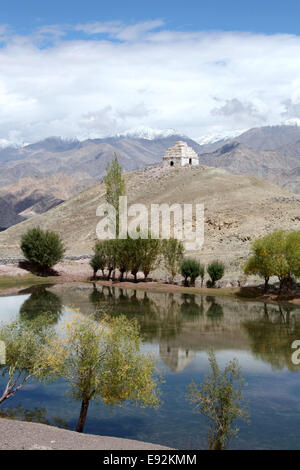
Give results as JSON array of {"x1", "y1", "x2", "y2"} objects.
[
  {"x1": 189, "y1": 158, "x2": 192, "y2": 165},
  {"x1": 170, "y1": 161, "x2": 174, "y2": 166}
]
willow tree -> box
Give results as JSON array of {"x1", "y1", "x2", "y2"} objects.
[
  {"x1": 0, "y1": 319, "x2": 56, "y2": 404},
  {"x1": 40, "y1": 314, "x2": 160, "y2": 433},
  {"x1": 162, "y1": 238, "x2": 185, "y2": 281},
  {"x1": 187, "y1": 350, "x2": 249, "y2": 450},
  {"x1": 244, "y1": 230, "x2": 300, "y2": 291}
]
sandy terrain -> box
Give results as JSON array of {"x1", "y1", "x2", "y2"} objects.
[{"x1": 0, "y1": 418, "x2": 171, "y2": 450}]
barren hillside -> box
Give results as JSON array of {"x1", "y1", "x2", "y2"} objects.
[{"x1": 0, "y1": 165, "x2": 299, "y2": 278}]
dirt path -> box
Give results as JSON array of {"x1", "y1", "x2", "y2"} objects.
[{"x1": 0, "y1": 418, "x2": 171, "y2": 450}]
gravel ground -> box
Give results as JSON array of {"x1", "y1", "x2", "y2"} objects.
[{"x1": 0, "y1": 418, "x2": 171, "y2": 450}]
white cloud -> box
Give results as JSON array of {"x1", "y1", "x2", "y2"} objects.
[{"x1": 1, "y1": 23, "x2": 300, "y2": 144}]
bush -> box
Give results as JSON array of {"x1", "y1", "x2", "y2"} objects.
[
  {"x1": 207, "y1": 260, "x2": 225, "y2": 287},
  {"x1": 21, "y1": 227, "x2": 65, "y2": 273},
  {"x1": 180, "y1": 258, "x2": 204, "y2": 286}
]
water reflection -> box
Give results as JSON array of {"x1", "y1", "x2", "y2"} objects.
[
  {"x1": 2, "y1": 284, "x2": 300, "y2": 449},
  {"x1": 243, "y1": 303, "x2": 300, "y2": 371},
  {"x1": 19, "y1": 286, "x2": 63, "y2": 324},
  {"x1": 0, "y1": 405, "x2": 69, "y2": 428},
  {"x1": 7, "y1": 284, "x2": 300, "y2": 373}
]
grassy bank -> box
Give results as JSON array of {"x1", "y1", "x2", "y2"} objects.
[{"x1": 0, "y1": 274, "x2": 55, "y2": 290}]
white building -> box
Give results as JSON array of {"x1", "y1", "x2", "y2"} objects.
[{"x1": 163, "y1": 141, "x2": 199, "y2": 168}]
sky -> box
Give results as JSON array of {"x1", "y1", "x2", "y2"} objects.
[{"x1": 1, "y1": 0, "x2": 300, "y2": 145}]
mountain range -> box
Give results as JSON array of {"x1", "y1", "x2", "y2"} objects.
[{"x1": 0, "y1": 124, "x2": 300, "y2": 230}]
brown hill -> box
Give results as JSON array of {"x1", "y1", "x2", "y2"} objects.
[
  {"x1": 0, "y1": 174, "x2": 93, "y2": 228},
  {"x1": 199, "y1": 142, "x2": 300, "y2": 193},
  {"x1": 0, "y1": 165, "x2": 299, "y2": 279}
]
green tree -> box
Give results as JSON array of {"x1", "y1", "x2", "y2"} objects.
[
  {"x1": 114, "y1": 238, "x2": 132, "y2": 281},
  {"x1": 187, "y1": 350, "x2": 249, "y2": 450},
  {"x1": 127, "y1": 237, "x2": 143, "y2": 282},
  {"x1": 41, "y1": 314, "x2": 160, "y2": 433},
  {"x1": 162, "y1": 238, "x2": 185, "y2": 281},
  {"x1": 90, "y1": 241, "x2": 107, "y2": 278},
  {"x1": 180, "y1": 258, "x2": 204, "y2": 286},
  {"x1": 103, "y1": 154, "x2": 126, "y2": 237},
  {"x1": 21, "y1": 227, "x2": 65, "y2": 274},
  {"x1": 207, "y1": 260, "x2": 225, "y2": 287},
  {"x1": 102, "y1": 239, "x2": 118, "y2": 280},
  {"x1": 244, "y1": 230, "x2": 300, "y2": 292},
  {"x1": 0, "y1": 319, "x2": 56, "y2": 404},
  {"x1": 140, "y1": 237, "x2": 162, "y2": 281},
  {"x1": 286, "y1": 230, "x2": 300, "y2": 280}
]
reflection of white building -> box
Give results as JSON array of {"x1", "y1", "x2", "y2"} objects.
[
  {"x1": 159, "y1": 344, "x2": 195, "y2": 372},
  {"x1": 0, "y1": 341, "x2": 5, "y2": 365}
]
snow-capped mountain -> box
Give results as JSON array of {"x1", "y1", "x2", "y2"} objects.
[
  {"x1": 116, "y1": 126, "x2": 182, "y2": 140},
  {"x1": 196, "y1": 129, "x2": 247, "y2": 146}
]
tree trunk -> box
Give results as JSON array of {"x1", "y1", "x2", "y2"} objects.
[
  {"x1": 107, "y1": 268, "x2": 112, "y2": 280},
  {"x1": 264, "y1": 277, "x2": 269, "y2": 292},
  {"x1": 76, "y1": 396, "x2": 90, "y2": 433}
]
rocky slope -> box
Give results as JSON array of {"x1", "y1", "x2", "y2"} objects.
[
  {"x1": 198, "y1": 126, "x2": 300, "y2": 193},
  {"x1": 0, "y1": 174, "x2": 93, "y2": 229},
  {"x1": 0, "y1": 164, "x2": 299, "y2": 279}
]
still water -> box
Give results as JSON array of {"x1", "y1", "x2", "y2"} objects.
[{"x1": 1, "y1": 283, "x2": 300, "y2": 449}]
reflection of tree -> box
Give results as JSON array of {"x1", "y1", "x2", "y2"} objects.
[
  {"x1": 0, "y1": 406, "x2": 69, "y2": 428},
  {"x1": 180, "y1": 294, "x2": 204, "y2": 320},
  {"x1": 243, "y1": 303, "x2": 300, "y2": 371},
  {"x1": 19, "y1": 288, "x2": 62, "y2": 325},
  {"x1": 91, "y1": 288, "x2": 184, "y2": 341},
  {"x1": 205, "y1": 297, "x2": 224, "y2": 321},
  {"x1": 92, "y1": 289, "x2": 201, "y2": 342}
]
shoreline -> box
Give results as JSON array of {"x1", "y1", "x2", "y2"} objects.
[{"x1": 0, "y1": 269, "x2": 299, "y2": 306}]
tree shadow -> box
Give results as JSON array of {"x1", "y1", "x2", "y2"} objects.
[{"x1": 18, "y1": 260, "x2": 60, "y2": 277}]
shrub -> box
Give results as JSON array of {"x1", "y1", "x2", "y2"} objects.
[
  {"x1": 180, "y1": 258, "x2": 204, "y2": 286},
  {"x1": 207, "y1": 260, "x2": 225, "y2": 287},
  {"x1": 20, "y1": 227, "x2": 65, "y2": 273}
]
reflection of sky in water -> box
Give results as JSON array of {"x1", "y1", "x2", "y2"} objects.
[
  {"x1": 1, "y1": 286, "x2": 300, "y2": 449},
  {"x1": 0, "y1": 295, "x2": 30, "y2": 323}
]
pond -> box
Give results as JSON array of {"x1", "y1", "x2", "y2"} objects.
[{"x1": 1, "y1": 283, "x2": 300, "y2": 450}]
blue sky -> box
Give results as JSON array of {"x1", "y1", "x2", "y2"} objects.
[
  {"x1": 1, "y1": 0, "x2": 300, "y2": 145},
  {"x1": 3, "y1": 0, "x2": 300, "y2": 36}
]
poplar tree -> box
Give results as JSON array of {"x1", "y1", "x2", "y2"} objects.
[{"x1": 103, "y1": 154, "x2": 126, "y2": 237}]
